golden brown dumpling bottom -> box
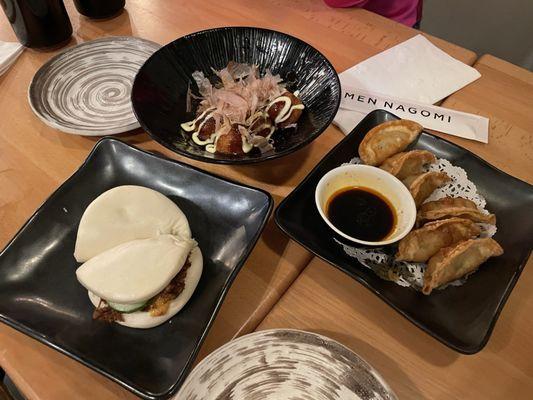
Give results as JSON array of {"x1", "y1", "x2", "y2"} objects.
[
  {"x1": 423, "y1": 238, "x2": 503, "y2": 295},
  {"x1": 396, "y1": 218, "x2": 481, "y2": 262}
]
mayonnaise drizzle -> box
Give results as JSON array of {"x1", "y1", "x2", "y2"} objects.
[
  {"x1": 180, "y1": 107, "x2": 216, "y2": 132},
  {"x1": 205, "y1": 129, "x2": 224, "y2": 153},
  {"x1": 192, "y1": 129, "x2": 216, "y2": 146},
  {"x1": 183, "y1": 89, "x2": 304, "y2": 154},
  {"x1": 241, "y1": 135, "x2": 253, "y2": 153},
  {"x1": 254, "y1": 123, "x2": 276, "y2": 140},
  {"x1": 267, "y1": 96, "x2": 305, "y2": 124}
]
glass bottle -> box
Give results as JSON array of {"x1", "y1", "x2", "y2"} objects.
[
  {"x1": 73, "y1": 0, "x2": 125, "y2": 19},
  {"x1": 0, "y1": 0, "x2": 72, "y2": 48}
]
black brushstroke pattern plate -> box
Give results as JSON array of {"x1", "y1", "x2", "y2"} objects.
[
  {"x1": 0, "y1": 138, "x2": 273, "y2": 399},
  {"x1": 275, "y1": 110, "x2": 533, "y2": 354},
  {"x1": 131, "y1": 26, "x2": 340, "y2": 164},
  {"x1": 177, "y1": 329, "x2": 397, "y2": 399}
]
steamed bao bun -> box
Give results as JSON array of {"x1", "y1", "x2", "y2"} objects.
[
  {"x1": 74, "y1": 185, "x2": 202, "y2": 329},
  {"x1": 79, "y1": 236, "x2": 203, "y2": 329},
  {"x1": 74, "y1": 185, "x2": 192, "y2": 262}
]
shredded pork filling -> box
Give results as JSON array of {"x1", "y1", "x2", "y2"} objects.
[
  {"x1": 93, "y1": 301, "x2": 124, "y2": 322},
  {"x1": 93, "y1": 258, "x2": 192, "y2": 323}
]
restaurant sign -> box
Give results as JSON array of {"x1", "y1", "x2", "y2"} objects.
[{"x1": 340, "y1": 86, "x2": 489, "y2": 143}]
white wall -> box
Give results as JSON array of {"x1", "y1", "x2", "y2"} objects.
[{"x1": 420, "y1": 0, "x2": 533, "y2": 70}]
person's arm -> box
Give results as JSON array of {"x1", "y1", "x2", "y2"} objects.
[{"x1": 323, "y1": 0, "x2": 370, "y2": 7}]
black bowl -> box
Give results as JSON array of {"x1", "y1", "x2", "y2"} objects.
[{"x1": 131, "y1": 27, "x2": 341, "y2": 164}]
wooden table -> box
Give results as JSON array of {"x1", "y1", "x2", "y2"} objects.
[
  {"x1": 0, "y1": 0, "x2": 477, "y2": 399},
  {"x1": 257, "y1": 55, "x2": 533, "y2": 399},
  {"x1": 436, "y1": 54, "x2": 533, "y2": 184}
]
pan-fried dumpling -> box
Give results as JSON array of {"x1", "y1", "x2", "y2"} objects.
[
  {"x1": 380, "y1": 150, "x2": 436, "y2": 180},
  {"x1": 422, "y1": 238, "x2": 503, "y2": 295},
  {"x1": 420, "y1": 196, "x2": 477, "y2": 212},
  {"x1": 417, "y1": 196, "x2": 496, "y2": 225},
  {"x1": 396, "y1": 218, "x2": 481, "y2": 262},
  {"x1": 358, "y1": 120, "x2": 422, "y2": 166},
  {"x1": 403, "y1": 171, "x2": 451, "y2": 207}
]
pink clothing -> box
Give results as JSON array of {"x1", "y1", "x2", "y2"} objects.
[{"x1": 324, "y1": 0, "x2": 421, "y2": 27}]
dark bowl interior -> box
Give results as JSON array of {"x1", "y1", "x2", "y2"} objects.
[{"x1": 131, "y1": 26, "x2": 341, "y2": 164}]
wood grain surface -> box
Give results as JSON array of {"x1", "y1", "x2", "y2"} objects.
[
  {"x1": 0, "y1": 0, "x2": 479, "y2": 399},
  {"x1": 257, "y1": 255, "x2": 533, "y2": 399},
  {"x1": 434, "y1": 55, "x2": 533, "y2": 184}
]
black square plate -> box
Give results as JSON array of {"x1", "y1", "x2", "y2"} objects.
[
  {"x1": 275, "y1": 110, "x2": 533, "y2": 354},
  {"x1": 0, "y1": 138, "x2": 272, "y2": 398}
]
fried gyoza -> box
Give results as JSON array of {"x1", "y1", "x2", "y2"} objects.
[
  {"x1": 421, "y1": 196, "x2": 476, "y2": 212},
  {"x1": 380, "y1": 150, "x2": 436, "y2": 180},
  {"x1": 417, "y1": 196, "x2": 496, "y2": 225},
  {"x1": 403, "y1": 171, "x2": 451, "y2": 207},
  {"x1": 422, "y1": 238, "x2": 503, "y2": 295},
  {"x1": 396, "y1": 218, "x2": 481, "y2": 262},
  {"x1": 358, "y1": 120, "x2": 422, "y2": 166}
]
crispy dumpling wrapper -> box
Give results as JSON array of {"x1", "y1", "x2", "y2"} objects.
[
  {"x1": 417, "y1": 196, "x2": 496, "y2": 225},
  {"x1": 420, "y1": 196, "x2": 477, "y2": 212},
  {"x1": 403, "y1": 171, "x2": 451, "y2": 207},
  {"x1": 358, "y1": 120, "x2": 422, "y2": 166},
  {"x1": 396, "y1": 217, "x2": 481, "y2": 262},
  {"x1": 380, "y1": 150, "x2": 436, "y2": 180},
  {"x1": 423, "y1": 238, "x2": 503, "y2": 295}
]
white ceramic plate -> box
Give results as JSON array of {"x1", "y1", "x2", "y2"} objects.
[
  {"x1": 176, "y1": 329, "x2": 397, "y2": 400},
  {"x1": 28, "y1": 36, "x2": 160, "y2": 136}
]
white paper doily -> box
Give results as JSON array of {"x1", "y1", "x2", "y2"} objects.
[{"x1": 338, "y1": 157, "x2": 497, "y2": 291}]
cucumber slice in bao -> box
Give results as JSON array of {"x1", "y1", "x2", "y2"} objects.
[{"x1": 107, "y1": 301, "x2": 147, "y2": 313}]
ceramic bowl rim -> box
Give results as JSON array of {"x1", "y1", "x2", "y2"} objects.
[
  {"x1": 314, "y1": 164, "x2": 416, "y2": 246},
  {"x1": 130, "y1": 26, "x2": 341, "y2": 165}
]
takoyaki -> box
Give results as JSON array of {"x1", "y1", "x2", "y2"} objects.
[
  {"x1": 180, "y1": 62, "x2": 306, "y2": 156},
  {"x1": 267, "y1": 91, "x2": 304, "y2": 128}
]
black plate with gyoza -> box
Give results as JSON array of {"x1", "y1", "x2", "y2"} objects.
[{"x1": 275, "y1": 109, "x2": 533, "y2": 354}]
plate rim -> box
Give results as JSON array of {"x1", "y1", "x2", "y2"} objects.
[
  {"x1": 274, "y1": 109, "x2": 533, "y2": 354},
  {"x1": 28, "y1": 36, "x2": 161, "y2": 137},
  {"x1": 177, "y1": 328, "x2": 398, "y2": 399},
  {"x1": 0, "y1": 137, "x2": 274, "y2": 398},
  {"x1": 130, "y1": 25, "x2": 341, "y2": 165}
]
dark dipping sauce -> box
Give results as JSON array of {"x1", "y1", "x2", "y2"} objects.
[{"x1": 326, "y1": 187, "x2": 396, "y2": 242}]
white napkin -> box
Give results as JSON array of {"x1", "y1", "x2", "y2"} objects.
[
  {"x1": 0, "y1": 41, "x2": 24, "y2": 76},
  {"x1": 335, "y1": 34, "x2": 482, "y2": 136}
]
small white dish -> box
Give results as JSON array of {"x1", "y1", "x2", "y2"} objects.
[{"x1": 315, "y1": 164, "x2": 416, "y2": 246}]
